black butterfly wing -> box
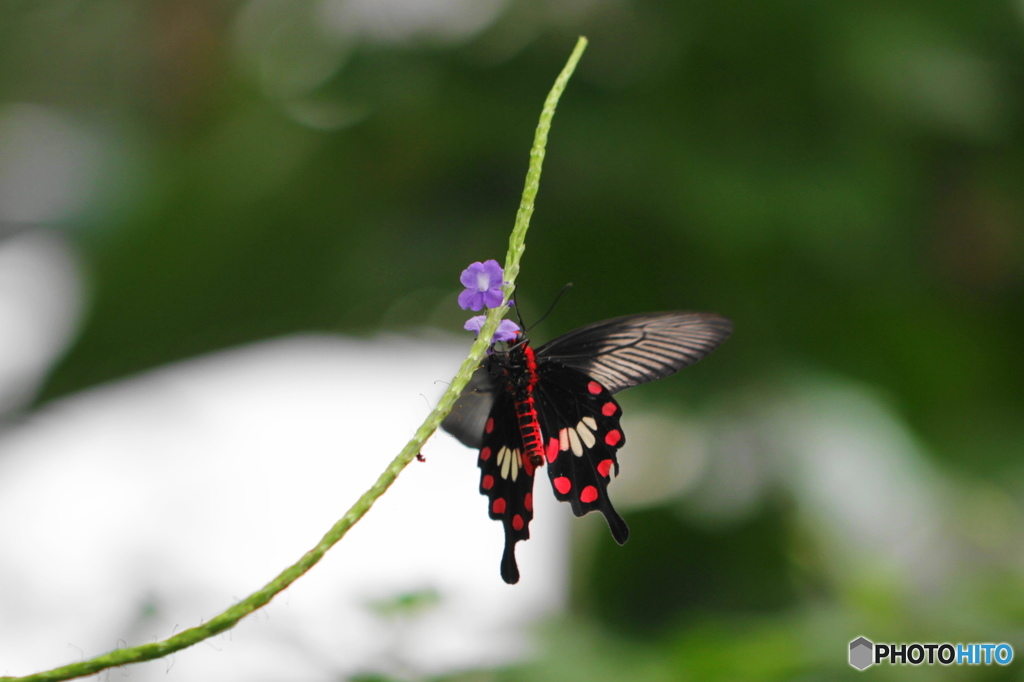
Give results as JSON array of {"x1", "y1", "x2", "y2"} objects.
[
  {"x1": 535, "y1": 312, "x2": 732, "y2": 394},
  {"x1": 443, "y1": 311, "x2": 731, "y2": 447},
  {"x1": 533, "y1": 363, "x2": 630, "y2": 544},
  {"x1": 441, "y1": 365, "x2": 497, "y2": 449},
  {"x1": 530, "y1": 311, "x2": 731, "y2": 544},
  {"x1": 475, "y1": 389, "x2": 537, "y2": 584}
]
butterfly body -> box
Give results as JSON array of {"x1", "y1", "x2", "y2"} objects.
[
  {"x1": 502, "y1": 342, "x2": 546, "y2": 468},
  {"x1": 443, "y1": 311, "x2": 731, "y2": 583}
]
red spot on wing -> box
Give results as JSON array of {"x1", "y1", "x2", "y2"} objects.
[
  {"x1": 480, "y1": 446, "x2": 492, "y2": 461},
  {"x1": 601, "y1": 402, "x2": 617, "y2": 416},
  {"x1": 524, "y1": 493, "x2": 533, "y2": 511},
  {"x1": 597, "y1": 459, "x2": 614, "y2": 477},
  {"x1": 512, "y1": 514, "x2": 524, "y2": 531},
  {"x1": 580, "y1": 486, "x2": 598, "y2": 503},
  {"x1": 492, "y1": 498, "x2": 506, "y2": 514},
  {"x1": 587, "y1": 381, "x2": 602, "y2": 395},
  {"x1": 485, "y1": 418, "x2": 495, "y2": 434},
  {"x1": 553, "y1": 476, "x2": 572, "y2": 495},
  {"x1": 605, "y1": 429, "x2": 622, "y2": 446},
  {"x1": 546, "y1": 437, "x2": 560, "y2": 463},
  {"x1": 482, "y1": 474, "x2": 494, "y2": 490}
]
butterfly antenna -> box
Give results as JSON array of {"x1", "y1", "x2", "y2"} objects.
[
  {"x1": 524, "y1": 282, "x2": 573, "y2": 333},
  {"x1": 510, "y1": 289, "x2": 527, "y2": 331}
]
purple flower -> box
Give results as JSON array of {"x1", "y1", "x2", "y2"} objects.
[
  {"x1": 458, "y1": 259, "x2": 506, "y2": 311},
  {"x1": 464, "y1": 316, "x2": 521, "y2": 343}
]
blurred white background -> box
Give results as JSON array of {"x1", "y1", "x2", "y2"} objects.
[{"x1": 0, "y1": 334, "x2": 568, "y2": 680}]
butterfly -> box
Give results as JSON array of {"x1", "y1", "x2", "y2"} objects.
[{"x1": 441, "y1": 311, "x2": 732, "y2": 583}]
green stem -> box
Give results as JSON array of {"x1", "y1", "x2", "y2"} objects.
[
  {"x1": 501, "y1": 35, "x2": 588, "y2": 295},
  {"x1": 0, "y1": 35, "x2": 587, "y2": 682}
]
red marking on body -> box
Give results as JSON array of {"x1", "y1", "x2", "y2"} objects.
[
  {"x1": 524, "y1": 345, "x2": 539, "y2": 387},
  {"x1": 513, "y1": 344, "x2": 546, "y2": 467},
  {"x1": 480, "y1": 446, "x2": 491, "y2": 461},
  {"x1": 605, "y1": 429, "x2": 622, "y2": 446},
  {"x1": 597, "y1": 459, "x2": 614, "y2": 477},
  {"x1": 546, "y1": 437, "x2": 560, "y2": 463},
  {"x1": 512, "y1": 514, "x2": 524, "y2": 531},
  {"x1": 553, "y1": 476, "x2": 572, "y2": 495},
  {"x1": 587, "y1": 381, "x2": 602, "y2": 395},
  {"x1": 485, "y1": 418, "x2": 494, "y2": 434},
  {"x1": 580, "y1": 485, "x2": 598, "y2": 503},
  {"x1": 601, "y1": 402, "x2": 617, "y2": 416},
  {"x1": 524, "y1": 493, "x2": 533, "y2": 511},
  {"x1": 482, "y1": 474, "x2": 494, "y2": 490},
  {"x1": 492, "y1": 498, "x2": 506, "y2": 514}
]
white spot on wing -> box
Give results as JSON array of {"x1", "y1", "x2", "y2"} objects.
[
  {"x1": 576, "y1": 420, "x2": 596, "y2": 449},
  {"x1": 499, "y1": 446, "x2": 515, "y2": 480},
  {"x1": 568, "y1": 428, "x2": 582, "y2": 456}
]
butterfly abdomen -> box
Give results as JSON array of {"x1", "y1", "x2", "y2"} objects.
[{"x1": 512, "y1": 344, "x2": 545, "y2": 470}]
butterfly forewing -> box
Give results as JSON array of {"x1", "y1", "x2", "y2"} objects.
[
  {"x1": 536, "y1": 312, "x2": 733, "y2": 394},
  {"x1": 441, "y1": 366, "x2": 497, "y2": 449}
]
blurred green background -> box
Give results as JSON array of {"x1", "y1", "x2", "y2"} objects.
[{"x1": 2, "y1": 0, "x2": 1023, "y2": 679}]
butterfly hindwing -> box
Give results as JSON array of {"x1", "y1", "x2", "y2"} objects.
[
  {"x1": 534, "y1": 363, "x2": 630, "y2": 545},
  {"x1": 477, "y1": 390, "x2": 537, "y2": 584}
]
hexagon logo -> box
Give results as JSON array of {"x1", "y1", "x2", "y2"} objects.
[{"x1": 849, "y1": 636, "x2": 874, "y2": 670}]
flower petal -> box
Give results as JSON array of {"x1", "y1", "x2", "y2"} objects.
[
  {"x1": 481, "y1": 259, "x2": 503, "y2": 284},
  {"x1": 458, "y1": 289, "x2": 484, "y2": 311},
  {"x1": 482, "y1": 288, "x2": 504, "y2": 309},
  {"x1": 494, "y1": 319, "x2": 521, "y2": 342},
  {"x1": 464, "y1": 315, "x2": 486, "y2": 333},
  {"x1": 459, "y1": 262, "x2": 484, "y2": 289}
]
